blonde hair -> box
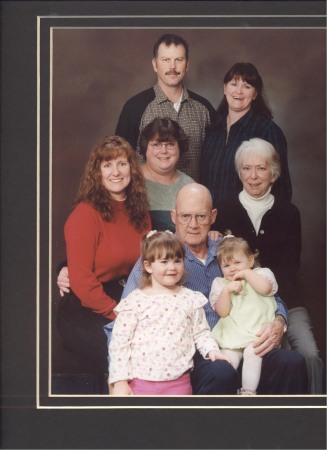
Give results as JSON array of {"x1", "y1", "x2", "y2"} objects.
[
  {"x1": 140, "y1": 231, "x2": 185, "y2": 288},
  {"x1": 217, "y1": 232, "x2": 259, "y2": 268}
]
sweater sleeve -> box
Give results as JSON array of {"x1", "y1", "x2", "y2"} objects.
[
  {"x1": 263, "y1": 122, "x2": 292, "y2": 202},
  {"x1": 115, "y1": 101, "x2": 141, "y2": 150},
  {"x1": 272, "y1": 204, "x2": 301, "y2": 308},
  {"x1": 64, "y1": 204, "x2": 117, "y2": 319},
  {"x1": 115, "y1": 88, "x2": 156, "y2": 150}
]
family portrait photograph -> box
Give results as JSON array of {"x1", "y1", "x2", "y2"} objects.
[{"x1": 1, "y1": 1, "x2": 326, "y2": 449}]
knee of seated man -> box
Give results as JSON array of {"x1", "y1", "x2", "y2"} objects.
[
  {"x1": 192, "y1": 359, "x2": 239, "y2": 395},
  {"x1": 192, "y1": 358, "x2": 238, "y2": 383}
]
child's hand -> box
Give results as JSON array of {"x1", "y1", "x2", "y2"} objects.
[
  {"x1": 233, "y1": 270, "x2": 250, "y2": 281},
  {"x1": 111, "y1": 381, "x2": 134, "y2": 396},
  {"x1": 208, "y1": 349, "x2": 232, "y2": 365},
  {"x1": 227, "y1": 280, "x2": 243, "y2": 294}
]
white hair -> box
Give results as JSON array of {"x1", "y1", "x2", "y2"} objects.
[{"x1": 234, "y1": 138, "x2": 281, "y2": 180}]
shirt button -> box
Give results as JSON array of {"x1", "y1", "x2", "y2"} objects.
[{"x1": 260, "y1": 230, "x2": 264, "y2": 234}]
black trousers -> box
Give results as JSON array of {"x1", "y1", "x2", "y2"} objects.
[
  {"x1": 57, "y1": 280, "x2": 125, "y2": 373},
  {"x1": 191, "y1": 348, "x2": 309, "y2": 395}
]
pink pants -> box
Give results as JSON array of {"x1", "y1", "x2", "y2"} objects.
[{"x1": 129, "y1": 372, "x2": 192, "y2": 395}]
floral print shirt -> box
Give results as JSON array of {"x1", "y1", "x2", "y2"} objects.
[{"x1": 109, "y1": 287, "x2": 219, "y2": 383}]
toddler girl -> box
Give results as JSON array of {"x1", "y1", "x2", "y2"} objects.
[
  {"x1": 109, "y1": 230, "x2": 230, "y2": 395},
  {"x1": 209, "y1": 234, "x2": 278, "y2": 395}
]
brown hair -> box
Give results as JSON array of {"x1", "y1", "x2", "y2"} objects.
[
  {"x1": 138, "y1": 117, "x2": 189, "y2": 159},
  {"x1": 73, "y1": 135, "x2": 149, "y2": 231},
  {"x1": 217, "y1": 231, "x2": 259, "y2": 268},
  {"x1": 140, "y1": 231, "x2": 185, "y2": 287},
  {"x1": 214, "y1": 62, "x2": 272, "y2": 128},
  {"x1": 153, "y1": 34, "x2": 189, "y2": 60}
]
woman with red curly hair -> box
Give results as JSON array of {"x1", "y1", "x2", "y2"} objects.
[{"x1": 57, "y1": 136, "x2": 151, "y2": 378}]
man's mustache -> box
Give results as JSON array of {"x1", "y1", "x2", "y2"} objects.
[{"x1": 165, "y1": 70, "x2": 180, "y2": 75}]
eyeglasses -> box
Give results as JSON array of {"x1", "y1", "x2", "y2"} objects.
[
  {"x1": 149, "y1": 142, "x2": 177, "y2": 150},
  {"x1": 176, "y1": 213, "x2": 211, "y2": 225}
]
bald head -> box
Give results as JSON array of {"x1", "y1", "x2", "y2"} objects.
[
  {"x1": 175, "y1": 183, "x2": 213, "y2": 211},
  {"x1": 171, "y1": 183, "x2": 217, "y2": 255}
]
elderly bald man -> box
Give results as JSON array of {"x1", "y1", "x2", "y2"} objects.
[{"x1": 121, "y1": 183, "x2": 308, "y2": 394}]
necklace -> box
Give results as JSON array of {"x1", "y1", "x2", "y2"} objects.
[{"x1": 113, "y1": 195, "x2": 127, "y2": 202}]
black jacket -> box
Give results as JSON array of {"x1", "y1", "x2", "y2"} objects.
[{"x1": 214, "y1": 196, "x2": 302, "y2": 309}]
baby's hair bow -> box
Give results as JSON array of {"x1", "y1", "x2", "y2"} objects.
[
  {"x1": 146, "y1": 230, "x2": 158, "y2": 239},
  {"x1": 223, "y1": 234, "x2": 235, "y2": 240},
  {"x1": 146, "y1": 229, "x2": 174, "y2": 239}
]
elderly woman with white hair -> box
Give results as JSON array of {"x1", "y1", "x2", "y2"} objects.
[{"x1": 214, "y1": 137, "x2": 323, "y2": 394}]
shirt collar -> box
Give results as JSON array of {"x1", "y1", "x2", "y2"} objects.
[
  {"x1": 183, "y1": 237, "x2": 219, "y2": 264},
  {"x1": 154, "y1": 83, "x2": 189, "y2": 104},
  {"x1": 223, "y1": 108, "x2": 255, "y2": 130}
]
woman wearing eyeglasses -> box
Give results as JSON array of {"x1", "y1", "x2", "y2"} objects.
[{"x1": 138, "y1": 117, "x2": 194, "y2": 231}]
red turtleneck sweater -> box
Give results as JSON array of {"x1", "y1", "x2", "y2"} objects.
[{"x1": 64, "y1": 201, "x2": 151, "y2": 319}]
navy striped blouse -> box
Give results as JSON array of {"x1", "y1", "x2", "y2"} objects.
[{"x1": 200, "y1": 109, "x2": 292, "y2": 207}]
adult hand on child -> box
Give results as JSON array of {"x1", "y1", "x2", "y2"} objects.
[
  {"x1": 208, "y1": 230, "x2": 223, "y2": 242},
  {"x1": 57, "y1": 266, "x2": 70, "y2": 297},
  {"x1": 253, "y1": 320, "x2": 284, "y2": 357}
]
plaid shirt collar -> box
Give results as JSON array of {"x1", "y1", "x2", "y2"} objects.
[{"x1": 153, "y1": 83, "x2": 190, "y2": 104}]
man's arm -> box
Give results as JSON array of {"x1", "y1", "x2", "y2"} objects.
[
  {"x1": 274, "y1": 294, "x2": 288, "y2": 323},
  {"x1": 115, "y1": 88, "x2": 156, "y2": 150},
  {"x1": 252, "y1": 294, "x2": 288, "y2": 357},
  {"x1": 57, "y1": 254, "x2": 144, "y2": 299},
  {"x1": 121, "y1": 257, "x2": 143, "y2": 299},
  {"x1": 115, "y1": 102, "x2": 141, "y2": 150}
]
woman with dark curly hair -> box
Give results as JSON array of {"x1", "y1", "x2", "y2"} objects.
[{"x1": 57, "y1": 136, "x2": 151, "y2": 378}]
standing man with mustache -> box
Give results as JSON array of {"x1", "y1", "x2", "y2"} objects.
[{"x1": 115, "y1": 34, "x2": 216, "y2": 181}]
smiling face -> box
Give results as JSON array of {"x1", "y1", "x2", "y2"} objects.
[
  {"x1": 144, "y1": 254, "x2": 184, "y2": 291},
  {"x1": 240, "y1": 155, "x2": 276, "y2": 198},
  {"x1": 145, "y1": 134, "x2": 180, "y2": 175},
  {"x1": 221, "y1": 250, "x2": 254, "y2": 281},
  {"x1": 224, "y1": 77, "x2": 257, "y2": 115},
  {"x1": 152, "y1": 43, "x2": 188, "y2": 90},
  {"x1": 100, "y1": 156, "x2": 131, "y2": 200}
]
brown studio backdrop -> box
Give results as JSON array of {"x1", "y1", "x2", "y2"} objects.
[{"x1": 52, "y1": 29, "x2": 326, "y2": 374}]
